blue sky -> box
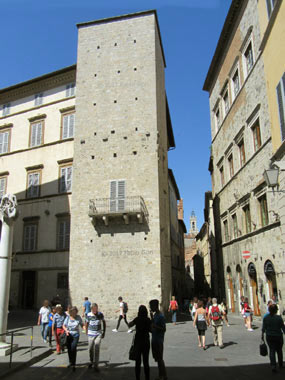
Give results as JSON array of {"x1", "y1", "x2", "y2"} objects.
[{"x1": 0, "y1": 0, "x2": 231, "y2": 230}]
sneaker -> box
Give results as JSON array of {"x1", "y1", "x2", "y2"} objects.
[
  {"x1": 127, "y1": 329, "x2": 133, "y2": 333},
  {"x1": 112, "y1": 329, "x2": 118, "y2": 332},
  {"x1": 43, "y1": 339, "x2": 47, "y2": 343},
  {"x1": 248, "y1": 328, "x2": 254, "y2": 332}
]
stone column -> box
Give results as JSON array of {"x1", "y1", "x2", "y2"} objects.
[{"x1": 0, "y1": 194, "x2": 17, "y2": 349}]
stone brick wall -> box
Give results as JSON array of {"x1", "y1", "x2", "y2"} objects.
[{"x1": 69, "y1": 12, "x2": 172, "y2": 318}]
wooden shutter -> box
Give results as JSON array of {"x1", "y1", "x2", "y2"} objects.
[
  {"x1": 31, "y1": 124, "x2": 37, "y2": 147},
  {"x1": 0, "y1": 177, "x2": 6, "y2": 197},
  {"x1": 24, "y1": 225, "x2": 31, "y2": 251},
  {"x1": 60, "y1": 167, "x2": 67, "y2": 192},
  {"x1": 117, "y1": 180, "x2": 125, "y2": 211},
  {"x1": 36, "y1": 123, "x2": 42, "y2": 146},
  {"x1": 110, "y1": 181, "x2": 117, "y2": 212},
  {"x1": 30, "y1": 224, "x2": 37, "y2": 250},
  {"x1": 0, "y1": 133, "x2": 3, "y2": 154},
  {"x1": 69, "y1": 114, "x2": 75, "y2": 138},
  {"x1": 62, "y1": 115, "x2": 69, "y2": 139},
  {"x1": 66, "y1": 167, "x2": 72, "y2": 191},
  {"x1": 276, "y1": 74, "x2": 285, "y2": 141}
]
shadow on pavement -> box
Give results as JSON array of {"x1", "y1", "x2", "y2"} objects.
[{"x1": 1, "y1": 362, "x2": 284, "y2": 380}]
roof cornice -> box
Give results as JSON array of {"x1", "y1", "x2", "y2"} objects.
[
  {"x1": 203, "y1": 0, "x2": 247, "y2": 93},
  {"x1": 0, "y1": 65, "x2": 76, "y2": 103}
]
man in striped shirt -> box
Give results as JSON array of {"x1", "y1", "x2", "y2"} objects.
[{"x1": 85, "y1": 303, "x2": 106, "y2": 371}]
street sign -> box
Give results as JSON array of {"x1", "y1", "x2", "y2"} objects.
[{"x1": 242, "y1": 250, "x2": 251, "y2": 259}]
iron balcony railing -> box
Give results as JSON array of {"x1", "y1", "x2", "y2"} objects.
[{"x1": 89, "y1": 196, "x2": 149, "y2": 220}]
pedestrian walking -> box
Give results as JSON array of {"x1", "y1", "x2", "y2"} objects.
[
  {"x1": 52, "y1": 305, "x2": 66, "y2": 354},
  {"x1": 86, "y1": 303, "x2": 106, "y2": 372},
  {"x1": 168, "y1": 296, "x2": 178, "y2": 325},
  {"x1": 191, "y1": 297, "x2": 198, "y2": 320},
  {"x1": 193, "y1": 300, "x2": 209, "y2": 350},
  {"x1": 243, "y1": 297, "x2": 254, "y2": 331},
  {"x1": 82, "y1": 297, "x2": 91, "y2": 332},
  {"x1": 63, "y1": 306, "x2": 84, "y2": 371},
  {"x1": 208, "y1": 298, "x2": 225, "y2": 349},
  {"x1": 112, "y1": 296, "x2": 132, "y2": 333},
  {"x1": 37, "y1": 300, "x2": 51, "y2": 343},
  {"x1": 150, "y1": 299, "x2": 168, "y2": 380},
  {"x1": 240, "y1": 296, "x2": 247, "y2": 328},
  {"x1": 48, "y1": 306, "x2": 56, "y2": 347},
  {"x1": 221, "y1": 299, "x2": 230, "y2": 327},
  {"x1": 129, "y1": 305, "x2": 152, "y2": 380},
  {"x1": 262, "y1": 304, "x2": 285, "y2": 372}
]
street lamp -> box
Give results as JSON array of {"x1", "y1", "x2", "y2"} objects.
[{"x1": 263, "y1": 167, "x2": 279, "y2": 188}]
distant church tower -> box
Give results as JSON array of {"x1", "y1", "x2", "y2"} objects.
[{"x1": 189, "y1": 211, "x2": 198, "y2": 235}]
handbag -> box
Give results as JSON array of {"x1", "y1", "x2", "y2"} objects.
[
  {"x1": 259, "y1": 340, "x2": 268, "y2": 356},
  {"x1": 60, "y1": 332, "x2": 67, "y2": 347},
  {"x1": 129, "y1": 334, "x2": 138, "y2": 361}
]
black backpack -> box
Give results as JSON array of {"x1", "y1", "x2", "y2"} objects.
[{"x1": 123, "y1": 302, "x2": 128, "y2": 314}]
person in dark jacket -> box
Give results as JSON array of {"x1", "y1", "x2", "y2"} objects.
[
  {"x1": 262, "y1": 304, "x2": 285, "y2": 372},
  {"x1": 129, "y1": 305, "x2": 152, "y2": 380}
]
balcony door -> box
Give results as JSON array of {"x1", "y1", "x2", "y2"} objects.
[{"x1": 110, "y1": 180, "x2": 125, "y2": 212}]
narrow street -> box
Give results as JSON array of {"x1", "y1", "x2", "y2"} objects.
[{"x1": 4, "y1": 315, "x2": 284, "y2": 380}]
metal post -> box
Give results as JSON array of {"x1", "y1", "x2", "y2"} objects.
[
  {"x1": 9, "y1": 332, "x2": 13, "y2": 368},
  {"x1": 30, "y1": 326, "x2": 33, "y2": 358}
]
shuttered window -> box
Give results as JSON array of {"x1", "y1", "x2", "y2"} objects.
[
  {"x1": 252, "y1": 119, "x2": 261, "y2": 152},
  {"x1": 66, "y1": 83, "x2": 75, "y2": 97},
  {"x1": 0, "y1": 177, "x2": 7, "y2": 198},
  {"x1": 23, "y1": 223, "x2": 38, "y2": 251},
  {"x1": 276, "y1": 73, "x2": 285, "y2": 141},
  {"x1": 60, "y1": 166, "x2": 73, "y2": 193},
  {"x1": 30, "y1": 122, "x2": 43, "y2": 147},
  {"x1": 259, "y1": 194, "x2": 269, "y2": 227},
  {"x1": 110, "y1": 180, "x2": 126, "y2": 212},
  {"x1": 34, "y1": 93, "x2": 43, "y2": 106},
  {"x1": 57, "y1": 217, "x2": 70, "y2": 250},
  {"x1": 0, "y1": 131, "x2": 9, "y2": 154},
  {"x1": 27, "y1": 172, "x2": 40, "y2": 198},
  {"x1": 62, "y1": 113, "x2": 75, "y2": 139}
]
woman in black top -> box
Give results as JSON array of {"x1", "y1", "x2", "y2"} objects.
[{"x1": 129, "y1": 305, "x2": 152, "y2": 380}]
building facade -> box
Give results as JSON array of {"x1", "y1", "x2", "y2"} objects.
[
  {"x1": 0, "y1": 11, "x2": 182, "y2": 316},
  {"x1": 0, "y1": 66, "x2": 76, "y2": 309},
  {"x1": 204, "y1": 0, "x2": 284, "y2": 315}
]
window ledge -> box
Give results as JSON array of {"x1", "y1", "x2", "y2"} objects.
[{"x1": 221, "y1": 220, "x2": 280, "y2": 247}]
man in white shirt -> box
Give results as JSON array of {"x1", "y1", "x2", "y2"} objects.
[
  {"x1": 112, "y1": 296, "x2": 132, "y2": 333},
  {"x1": 208, "y1": 298, "x2": 225, "y2": 348}
]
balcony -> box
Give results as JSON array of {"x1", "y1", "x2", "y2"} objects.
[{"x1": 89, "y1": 196, "x2": 149, "y2": 226}]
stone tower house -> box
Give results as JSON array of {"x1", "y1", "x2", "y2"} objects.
[{"x1": 69, "y1": 11, "x2": 174, "y2": 317}]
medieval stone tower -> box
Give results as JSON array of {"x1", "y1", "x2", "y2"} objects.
[{"x1": 69, "y1": 11, "x2": 173, "y2": 317}]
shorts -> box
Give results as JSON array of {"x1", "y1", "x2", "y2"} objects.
[
  {"x1": 198, "y1": 329, "x2": 206, "y2": 336},
  {"x1": 244, "y1": 312, "x2": 251, "y2": 318},
  {"x1": 151, "y1": 341, "x2": 164, "y2": 362}
]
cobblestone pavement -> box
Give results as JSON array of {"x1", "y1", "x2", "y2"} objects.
[{"x1": 2, "y1": 313, "x2": 285, "y2": 379}]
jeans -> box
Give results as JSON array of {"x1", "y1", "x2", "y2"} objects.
[
  {"x1": 171, "y1": 310, "x2": 177, "y2": 323},
  {"x1": 66, "y1": 334, "x2": 79, "y2": 366},
  {"x1": 88, "y1": 335, "x2": 102, "y2": 366},
  {"x1": 116, "y1": 314, "x2": 129, "y2": 330},
  {"x1": 41, "y1": 323, "x2": 49, "y2": 341},
  {"x1": 135, "y1": 341, "x2": 150, "y2": 380},
  {"x1": 266, "y1": 335, "x2": 283, "y2": 368}
]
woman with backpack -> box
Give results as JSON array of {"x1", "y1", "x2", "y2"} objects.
[
  {"x1": 262, "y1": 304, "x2": 285, "y2": 372},
  {"x1": 193, "y1": 300, "x2": 209, "y2": 350},
  {"x1": 168, "y1": 296, "x2": 178, "y2": 325},
  {"x1": 243, "y1": 297, "x2": 253, "y2": 331}
]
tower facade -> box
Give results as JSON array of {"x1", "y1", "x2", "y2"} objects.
[{"x1": 69, "y1": 11, "x2": 173, "y2": 316}]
